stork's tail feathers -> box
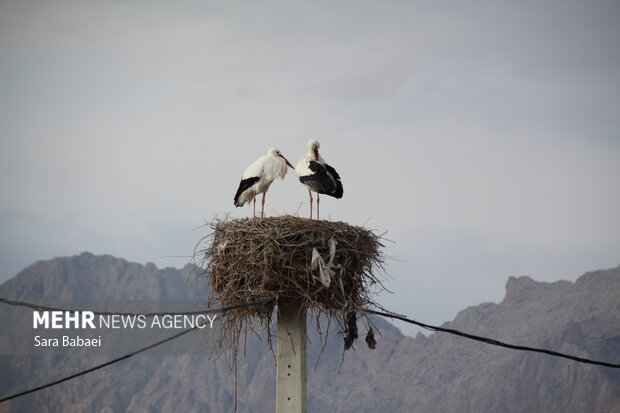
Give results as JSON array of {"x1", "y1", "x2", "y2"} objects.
[{"x1": 333, "y1": 180, "x2": 344, "y2": 199}]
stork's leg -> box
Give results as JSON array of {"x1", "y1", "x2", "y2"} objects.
[
  {"x1": 317, "y1": 192, "x2": 320, "y2": 220},
  {"x1": 308, "y1": 189, "x2": 313, "y2": 219},
  {"x1": 261, "y1": 192, "x2": 266, "y2": 218},
  {"x1": 253, "y1": 195, "x2": 256, "y2": 218}
]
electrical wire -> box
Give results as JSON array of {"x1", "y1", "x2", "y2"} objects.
[{"x1": 364, "y1": 308, "x2": 620, "y2": 369}]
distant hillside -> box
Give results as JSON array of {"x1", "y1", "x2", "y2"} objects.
[{"x1": 1, "y1": 252, "x2": 619, "y2": 412}]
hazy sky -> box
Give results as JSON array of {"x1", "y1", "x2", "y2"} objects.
[{"x1": 1, "y1": 0, "x2": 619, "y2": 335}]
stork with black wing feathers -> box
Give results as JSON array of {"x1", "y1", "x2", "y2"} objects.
[
  {"x1": 296, "y1": 139, "x2": 343, "y2": 219},
  {"x1": 234, "y1": 147, "x2": 294, "y2": 218}
]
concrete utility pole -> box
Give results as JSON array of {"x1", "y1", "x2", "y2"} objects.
[{"x1": 276, "y1": 300, "x2": 307, "y2": 413}]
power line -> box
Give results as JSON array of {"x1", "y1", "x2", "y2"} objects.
[
  {"x1": 0, "y1": 301, "x2": 265, "y2": 404},
  {"x1": 364, "y1": 308, "x2": 620, "y2": 369}
]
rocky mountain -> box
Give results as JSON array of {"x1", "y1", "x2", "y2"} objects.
[{"x1": 1, "y1": 252, "x2": 619, "y2": 412}]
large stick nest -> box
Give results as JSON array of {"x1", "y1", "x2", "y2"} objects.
[{"x1": 197, "y1": 215, "x2": 387, "y2": 351}]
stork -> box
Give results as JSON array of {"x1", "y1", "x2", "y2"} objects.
[
  {"x1": 234, "y1": 147, "x2": 294, "y2": 218},
  {"x1": 296, "y1": 139, "x2": 343, "y2": 219}
]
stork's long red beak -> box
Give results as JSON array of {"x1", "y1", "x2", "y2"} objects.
[
  {"x1": 313, "y1": 148, "x2": 319, "y2": 160},
  {"x1": 280, "y1": 155, "x2": 294, "y2": 169}
]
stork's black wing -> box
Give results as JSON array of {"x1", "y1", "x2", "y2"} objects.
[
  {"x1": 323, "y1": 163, "x2": 343, "y2": 198},
  {"x1": 300, "y1": 161, "x2": 343, "y2": 199},
  {"x1": 234, "y1": 176, "x2": 260, "y2": 206}
]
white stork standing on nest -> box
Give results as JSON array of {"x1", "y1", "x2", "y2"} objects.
[
  {"x1": 234, "y1": 147, "x2": 294, "y2": 218},
  {"x1": 296, "y1": 139, "x2": 343, "y2": 219}
]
